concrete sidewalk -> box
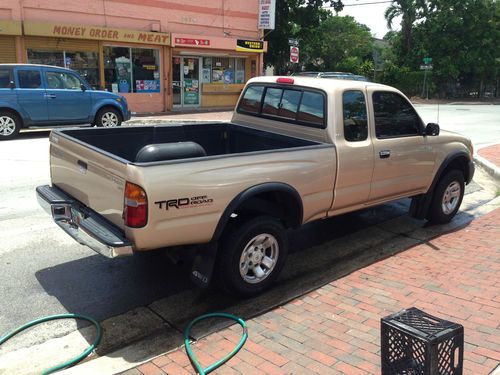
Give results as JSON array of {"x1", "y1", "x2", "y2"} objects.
[
  {"x1": 127, "y1": 110, "x2": 233, "y2": 124},
  {"x1": 119, "y1": 146, "x2": 500, "y2": 374}
]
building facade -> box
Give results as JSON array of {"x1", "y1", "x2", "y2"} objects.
[{"x1": 0, "y1": 0, "x2": 265, "y2": 112}]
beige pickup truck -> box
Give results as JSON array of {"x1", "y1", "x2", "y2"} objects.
[{"x1": 37, "y1": 76, "x2": 474, "y2": 296}]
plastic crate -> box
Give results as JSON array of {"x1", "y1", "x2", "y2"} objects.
[{"x1": 381, "y1": 307, "x2": 464, "y2": 375}]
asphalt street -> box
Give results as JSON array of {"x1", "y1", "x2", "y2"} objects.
[
  {"x1": 414, "y1": 104, "x2": 500, "y2": 146},
  {"x1": 0, "y1": 104, "x2": 499, "y2": 373}
]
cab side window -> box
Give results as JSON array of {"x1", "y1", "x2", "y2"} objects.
[
  {"x1": 343, "y1": 90, "x2": 368, "y2": 142},
  {"x1": 372, "y1": 91, "x2": 422, "y2": 138},
  {"x1": 18, "y1": 70, "x2": 42, "y2": 89}
]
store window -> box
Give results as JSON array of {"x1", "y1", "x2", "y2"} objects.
[
  {"x1": 104, "y1": 46, "x2": 160, "y2": 93},
  {"x1": 27, "y1": 50, "x2": 99, "y2": 88},
  {"x1": 202, "y1": 57, "x2": 245, "y2": 84}
]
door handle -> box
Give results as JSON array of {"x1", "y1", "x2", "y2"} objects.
[
  {"x1": 379, "y1": 150, "x2": 391, "y2": 159},
  {"x1": 44, "y1": 94, "x2": 57, "y2": 99}
]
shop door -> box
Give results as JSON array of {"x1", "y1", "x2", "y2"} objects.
[{"x1": 172, "y1": 57, "x2": 201, "y2": 108}]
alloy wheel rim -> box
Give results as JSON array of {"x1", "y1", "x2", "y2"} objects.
[
  {"x1": 442, "y1": 181, "x2": 461, "y2": 215},
  {"x1": 239, "y1": 233, "x2": 279, "y2": 284},
  {"x1": 102, "y1": 112, "x2": 118, "y2": 127},
  {"x1": 0, "y1": 116, "x2": 16, "y2": 136}
]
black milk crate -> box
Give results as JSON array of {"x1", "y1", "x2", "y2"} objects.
[{"x1": 381, "y1": 307, "x2": 464, "y2": 375}]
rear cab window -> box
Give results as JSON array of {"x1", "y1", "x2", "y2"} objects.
[{"x1": 237, "y1": 84, "x2": 326, "y2": 128}]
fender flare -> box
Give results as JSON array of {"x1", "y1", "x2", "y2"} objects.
[
  {"x1": 210, "y1": 182, "x2": 304, "y2": 242},
  {"x1": 410, "y1": 150, "x2": 474, "y2": 219}
]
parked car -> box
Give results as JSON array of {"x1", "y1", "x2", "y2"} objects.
[
  {"x1": 0, "y1": 64, "x2": 131, "y2": 140},
  {"x1": 294, "y1": 71, "x2": 369, "y2": 81},
  {"x1": 37, "y1": 76, "x2": 474, "y2": 296}
]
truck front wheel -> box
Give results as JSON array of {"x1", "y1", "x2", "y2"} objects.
[
  {"x1": 427, "y1": 170, "x2": 465, "y2": 224},
  {"x1": 217, "y1": 216, "x2": 288, "y2": 297}
]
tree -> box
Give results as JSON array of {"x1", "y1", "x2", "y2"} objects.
[
  {"x1": 303, "y1": 15, "x2": 374, "y2": 73},
  {"x1": 264, "y1": 0, "x2": 344, "y2": 74},
  {"x1": 384, "y1": 0, "x2": 421, "y2": 64},
  {"x1": 413, "y1": 0, "x2": 500, "y2": 97}
]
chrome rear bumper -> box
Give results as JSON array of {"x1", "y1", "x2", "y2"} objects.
[{"x1": 36, "y1": 185, "x2": 133, "y2": 258}]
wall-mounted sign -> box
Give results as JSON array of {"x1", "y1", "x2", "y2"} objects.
[
  {"x1": 24, "y1": 22, "x2": 170, "y2": 45},
  {"x1": 0, "y1": 20, "x2": 22, "y2": 35},
  {"x1": 236, "y1": 40, "x2": 264, "y2": 53},
  {"x1": 174, "y1": 37, "x2": 210, "y2": 46},
  {"x1": 258, "y1": 0, "x2": 276, "y2": 30}
]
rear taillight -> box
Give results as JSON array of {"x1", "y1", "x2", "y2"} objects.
[{"x1": 124, "y1": 182, "x2": 148, "y2": 228}]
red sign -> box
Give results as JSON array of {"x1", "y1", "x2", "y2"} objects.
[
  {"x1": 175, "y1": 37, "x2": 210, "y2": 46},
  {"x1": 290, "y1": 46, "x2": 299, "y2": 63}
]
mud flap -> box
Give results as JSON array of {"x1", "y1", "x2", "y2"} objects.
[
  {"x1": 409, "y1": 193, "x2": 432, "y2": 220},
  {"x1": 190, "y1": 242, "x2": 218, "y2": 288}
]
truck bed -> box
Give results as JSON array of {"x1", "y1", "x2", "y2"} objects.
[{"x1": 57, "y1": 122, "x2": 319, "y2": 163}]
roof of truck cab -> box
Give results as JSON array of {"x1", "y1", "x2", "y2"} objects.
[{"x1": 246, "y1": 76, "x2": 395, "y2": 93}]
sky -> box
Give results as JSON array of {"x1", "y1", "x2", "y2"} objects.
[{"x1": 325, "y1": 0, "x2": 401, "y2": 39}]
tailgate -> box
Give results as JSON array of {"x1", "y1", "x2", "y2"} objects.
[{"x1": 49, "y1": 131, "x2": 128, "y2": 229}]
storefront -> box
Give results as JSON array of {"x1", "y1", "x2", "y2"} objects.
[
  {"x1": 171, "y1": 34, "x2": 265, "y2": 109},
  {"x1": 21, "y1": 22, "x2": 170, "y2": 113},
  {"x1": 0, "y1": 20, "x2": 22, "y2": 63}
]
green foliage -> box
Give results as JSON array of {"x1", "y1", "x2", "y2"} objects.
[
  {"x1": 383, "y1": 0, "x2": 500, "y2": 98},
  {"x1": 303, "y1": 15, "x2": 374, "y2": 73},
  {"x1": 264, "y1": 1, "x2": 374, "y2": 75}
]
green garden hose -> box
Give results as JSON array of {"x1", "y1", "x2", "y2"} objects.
[
  {"x1": 184, "y1": 313, "x2": 248, "y2": 375},
  {"x1": 0, "y1": 313, "x2": 102, "y2": 375}
]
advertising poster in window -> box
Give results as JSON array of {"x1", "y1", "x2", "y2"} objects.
[
  {"x1": 202, "y1": 68, "x2": 211, "y2": 83},
  {"x1": 115, "y1": 56, "x2": 131, "y2": 93},
  {"x1": 223, "y1": 69, "x2": 234, "y2": 84},
  {"x1": 136, "y1": 80, "x2": 160, "y2": 92},
  {"x1": 183, "y1": 79, "x2": 199, "y2": 105}
]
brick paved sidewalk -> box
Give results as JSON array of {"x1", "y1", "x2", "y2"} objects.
[{"x1": 125, "y1": 208, "x2": 500, "y2": 375}]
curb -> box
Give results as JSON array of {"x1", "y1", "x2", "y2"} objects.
[{"x1": 474, "y1": 146, "x2": 500, "y2": 185}]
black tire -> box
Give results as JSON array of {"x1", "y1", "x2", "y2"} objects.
[
  {"x1": 217, "y1": 216, "x2": 288, "y2": 297},
  {"x1": 427, "y1": 170, "x2": 465, "y2": 224},
  {"x1": 0, "y1": 111, "x2": 21, "y2": 141},
  {"x1": 95, "y1": 107, "x2": 122, "y2": 127}
]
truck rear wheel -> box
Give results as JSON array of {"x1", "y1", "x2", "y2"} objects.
[
  {"x1": 427, "y1": 170, "x2": 465, "y2": 224},
  {"x1": 217, "y1": 216, "x2": 288, "y2": 297}
]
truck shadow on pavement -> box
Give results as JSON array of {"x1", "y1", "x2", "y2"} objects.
[{"x1": 33, "y1": 196, "x2": 476, "y2": 363}]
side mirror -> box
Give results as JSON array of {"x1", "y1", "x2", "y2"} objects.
[
  {"x1": 80, "y1": 83, "x2": 87, "y2": 92},
  {"x1": 425, "y1": 122, "x2": 440, "y2": 136},
  {"x1": 8, "y1": 80, "x2": 15, "y2": 89}
]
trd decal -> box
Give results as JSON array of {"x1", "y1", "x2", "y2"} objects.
[{"x1": 155, "y1": 195, "x2": 214, "y2": 210}]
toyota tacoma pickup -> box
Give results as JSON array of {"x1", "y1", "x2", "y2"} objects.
[{"x1": 37, "y1": 76, "x2": 474, "y2": 296}]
